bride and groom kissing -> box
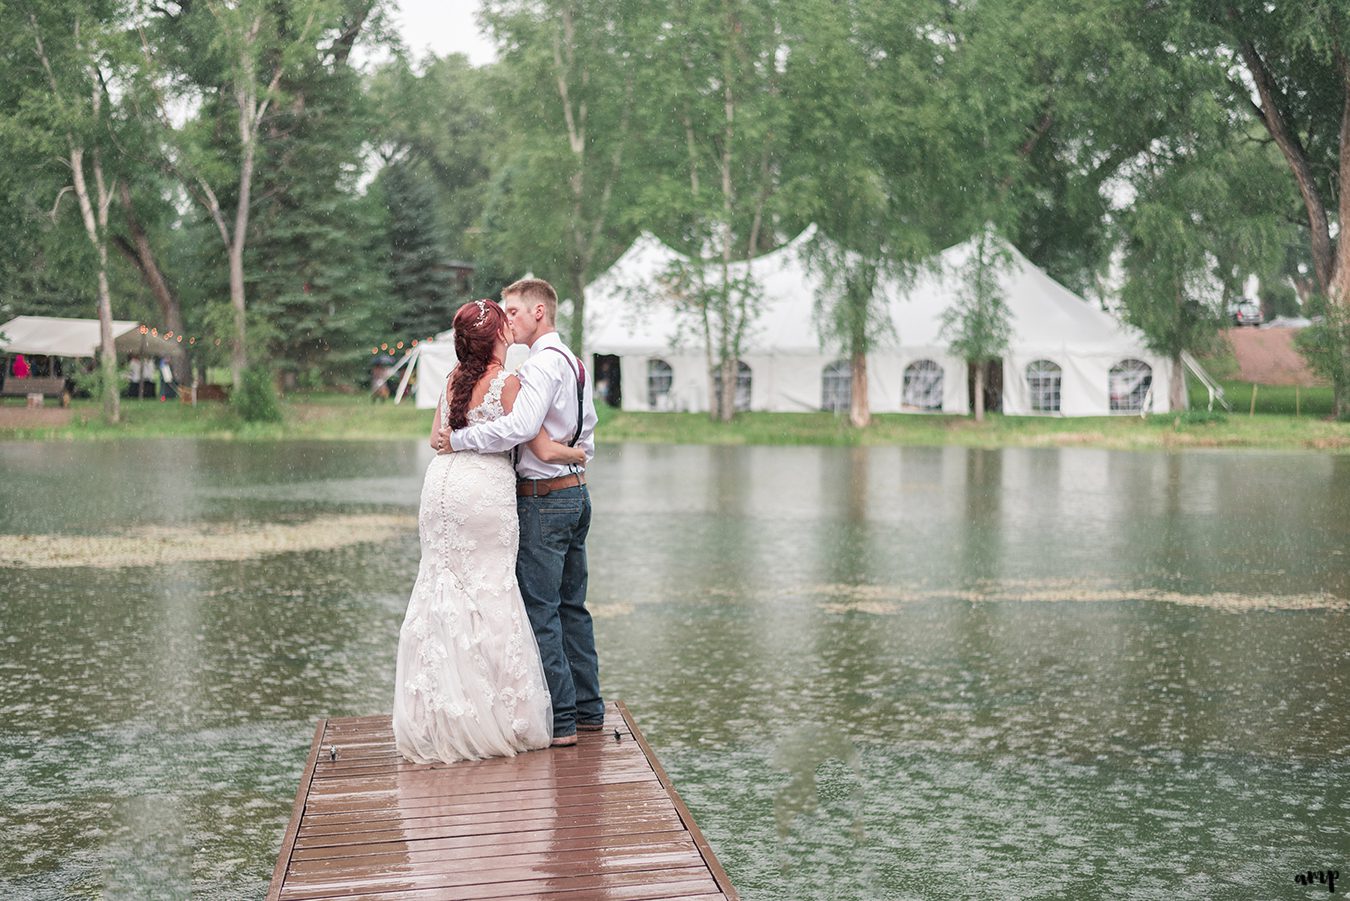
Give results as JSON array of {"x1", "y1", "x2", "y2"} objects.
[{"x1": 392, "y1": 277, "x2": 603, "y2": 762}]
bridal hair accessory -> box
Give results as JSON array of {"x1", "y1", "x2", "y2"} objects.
[{"x1": 473, "y1": 299, "x2": 488, "y2": 325}]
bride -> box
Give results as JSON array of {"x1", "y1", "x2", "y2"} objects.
[{"x1": 393, "y1": 298, "x2": 585, "y2": 764}]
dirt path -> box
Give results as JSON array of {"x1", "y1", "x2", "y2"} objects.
[{"x1": 1223, "y1": 327, "x2": 1326, "y2": 386}]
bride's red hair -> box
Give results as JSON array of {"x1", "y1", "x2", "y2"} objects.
[{"x1": 447, "y1": 299, "x2": 506, "y2": 429}]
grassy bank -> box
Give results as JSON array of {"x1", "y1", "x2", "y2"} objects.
[{"x1": 1, "y1": 379, "x2": 1346, "y2": 450}]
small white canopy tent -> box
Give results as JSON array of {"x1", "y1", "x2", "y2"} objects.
[
  {"x1": 393, "y1": 329, "x2": 530, "y2": 409},
  {"x1": 0, "y1": 315, "x2": 184, "y2": 358},
  {"x1": 582, "y1": 226, "x2": 1179, "y2": 416}
]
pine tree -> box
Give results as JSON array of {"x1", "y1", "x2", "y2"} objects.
[
  {"x1": 382, "y1": 160, "x2": 458, "y2": 342},
  {"x1": 249, "y1": 58, "x2": 390, "y2": 389}
]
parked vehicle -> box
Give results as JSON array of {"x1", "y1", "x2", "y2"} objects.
[{"x1": 1231, "y1": 301, "x2": 1264, "y2": 327}]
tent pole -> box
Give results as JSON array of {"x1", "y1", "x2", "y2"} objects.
[{"x1": 392, "y1": 349, "x2": 418, "y2": 405}]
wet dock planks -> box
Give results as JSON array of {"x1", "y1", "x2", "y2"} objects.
[{"x1": 267, "y1": 701, "x2": 738, "y2": 900}]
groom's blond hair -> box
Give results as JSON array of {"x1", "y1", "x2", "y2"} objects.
[{"x1": 502, "y1": 278, "x2": 558, "y2": 324}]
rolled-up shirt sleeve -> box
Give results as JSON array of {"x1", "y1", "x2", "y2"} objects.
[
  {"x1": 449, "y1": 362, "x2": 552, "y2": 453},
  {"x1": 578, "y1": 382, "x2": 598, "y2": 463}
]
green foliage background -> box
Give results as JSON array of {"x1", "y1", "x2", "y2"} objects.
[{"x1": 0, "y1": 0, "x2": 1345, "y2": 405}]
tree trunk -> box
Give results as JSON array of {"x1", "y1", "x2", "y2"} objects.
[
  {"x1": 718, "y1": 355, "x2": 736, "y2": 423},
  {"x1": 229, "y1": 239, "x2": 247, "y2": 389},
  {"x1": 1331, "y1": 58, "x2": 1350, "y2": 419},
  {"x1": 117, "y1": 181, "x2": 188, "y2": 381},
  {"x1": 1170, "y1": 352, "x2": 1187, "y2": 412},
  {"x1": 715, "y1": 248, "x2": 736, "y2": 423},
  {"x1": 715, "y1": 1, "x2": 737, "y2": 426},
  {"x1": 96, "y1": 265, "x2": 120, "y2": 422},
  {"x1": 32, "y1": 20, "x2": 118, "y2": 421},
  {"x1": 850, "y1": 350, "x2": 870, "y2": 428},
  {"x1": 69, "y1": 146, "x2": 119, "y2": 424},
  {"x1": 230, "y1": 121, "x2": 257, "y2": 390},
  {"x1": 973, "y1": 363, "x2": 986, "y2": 423}
]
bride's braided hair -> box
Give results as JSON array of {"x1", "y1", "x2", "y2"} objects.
[{"x1": 447, "y1": 299, "x2": 507, "y2": 430}]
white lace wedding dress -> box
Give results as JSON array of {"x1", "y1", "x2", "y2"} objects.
[{"x1": 393, "y1": 371, "x2": 552, "y2": 763}]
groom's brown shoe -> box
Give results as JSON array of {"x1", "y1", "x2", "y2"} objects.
[
  {"x1": 577, "y1": 722, "x2": 605, "y2": 732},
  {"x1": 550, "y1": 734, "x2": 577, "y2": 747}
]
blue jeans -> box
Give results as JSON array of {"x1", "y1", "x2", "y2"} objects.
[{"x1": 516, "y1": 485, "x2": 602, "y2": 737}]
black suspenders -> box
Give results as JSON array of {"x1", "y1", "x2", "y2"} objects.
[{"x1": 542, "y1": 346, "x2": 586, "y2": 447}]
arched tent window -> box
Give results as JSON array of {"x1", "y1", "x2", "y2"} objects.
[
  {"x1": 1026, "y1": 360, "x2": 1062, "y2": 413},
  {"x1": 711, "y1": 360, "x2": 752, "y2": 412},
  {"x1": 1109, "y1": 359, "x2": 1152, "y2": 413},
  {"x1": 821, "y1": 360, "x2": 852, "y2": 412},
  {"x1": 902, "y1": 360, "x2": 944, "y2": 410},
  {"x1": 647, "y1": 358, "x2": 673, "y2": 410}
]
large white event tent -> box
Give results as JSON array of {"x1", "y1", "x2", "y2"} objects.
[
  {"x1": 581, "y1": 226, "x2": 1179, "y2": 416},
  {"x1": 0, "y1": 315, "x2": 183, "y2": 358}
]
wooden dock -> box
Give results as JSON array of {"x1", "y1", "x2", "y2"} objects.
[{"x1": 267, "y1": 701, "x2": 738, "y2": 900}]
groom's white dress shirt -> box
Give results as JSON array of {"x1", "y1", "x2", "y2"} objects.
[{"x1": 448, "y1": 331, "x2": 597, "y2": 479}]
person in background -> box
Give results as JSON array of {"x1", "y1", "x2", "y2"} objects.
[
  {"x1": 125, "y1": 355, "x2": 141, "y2": 398},
  {"x1": 138, "y1": 357, "x2": 154, "y2": 398},
  {"x1": 13, "y1": 353, "x2": 30, "y2": 379},
  {"x1": 158, "y1": 357, "x2": 176, "y2": 400}
]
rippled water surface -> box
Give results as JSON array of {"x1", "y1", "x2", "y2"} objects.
[{"x1": 1, "y1": 440, "x2": 1347, "y2": 899}]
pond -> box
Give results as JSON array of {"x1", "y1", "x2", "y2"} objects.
[{"x1": 1, "y1": 440, "x2": 1347, "y2": 899}]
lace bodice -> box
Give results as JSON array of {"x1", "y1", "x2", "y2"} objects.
[{"x1": 441, "y1": 369, "x2": 509, "y2": 429}]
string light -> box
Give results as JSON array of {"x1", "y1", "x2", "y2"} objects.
[
  {"x1": 134, "y1": 321, "x2": 210, "y2": 347},
  {"x1": 367, "y1": 334, "x2": 439, "y2": 361}
]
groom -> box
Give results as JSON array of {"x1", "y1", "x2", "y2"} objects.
[{"x1": 436, "y1": 277, "x2": 603, "y2": 746}]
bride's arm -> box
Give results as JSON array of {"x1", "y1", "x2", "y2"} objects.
[
  {"x1": 429, "y1": 392, "x2": 444, "y2": 450},
  {"x1": 429, "y1": 370, "x2": 453, "y2": 450},
  {"x1": 501, "y1": 375, "x2": 586, "y2": 465}
]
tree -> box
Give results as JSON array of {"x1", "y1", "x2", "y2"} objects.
[
  {"x1": 381, "y1": 159, "x2": 458, "y2": 342},
  {"x1": 247, "y1": 12, "x2": 392, "y2": 387},
  {"x1": 19, "y1": 4, "x2": 126, "y2": 422},
  {"x1": 1181, "y1": 1, "x2": 1350, "y2": 416},
  {"x1": 958, "y1": 0, "x2": 1196, "y2": 293},
  {"x1": 632, "y1": 0, "x2": 792, "y2": 421},
  {"x1": 941, "y1": 228, "x2": 1012, "y2": 423},
  {"x1": 370, "y1": 53, "x2": 500, "y2": 275},
  {"x1": 481, "y1": 0, "x2": 641, "y2": 349},
  {"x1": 783, "y1": 0, "x2": 940, "y2": 427},
  {"x1": 138, "y1": 0, "x2": 326, "y2": 389},
  {"x1": 1120, "y1": 110, "x2": 1296, "y2": 411}
]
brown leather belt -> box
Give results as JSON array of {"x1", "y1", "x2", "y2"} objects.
[{"x1": 516, "y1": 472, "x2": 586, "y2": 497}]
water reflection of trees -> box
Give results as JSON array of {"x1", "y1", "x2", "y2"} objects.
[{"x1": 961, "y1": 448, "x2": 1004, "y2": 583}]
